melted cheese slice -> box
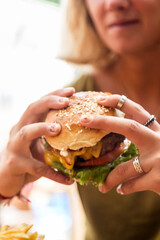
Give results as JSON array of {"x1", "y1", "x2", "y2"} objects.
[{"x1": 44, "y1": 141, "x2": 102, "y2": 170}]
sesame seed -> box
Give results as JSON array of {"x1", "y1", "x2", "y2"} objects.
[{"x1": 55, "y1": 92, "x2": 112, "y2": 131}]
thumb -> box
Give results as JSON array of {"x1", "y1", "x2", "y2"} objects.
[{"x1": 25, "y1": 157, "x2": 73, "y2": 185}]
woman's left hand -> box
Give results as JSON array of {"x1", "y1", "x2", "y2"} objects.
[{"x1": 80, "y1": 94, "x2": 160, "y2": 195}]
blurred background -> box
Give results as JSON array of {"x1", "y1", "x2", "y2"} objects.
[{"x1": 0, "y1": 0, "x2": 85, "y2": 239}]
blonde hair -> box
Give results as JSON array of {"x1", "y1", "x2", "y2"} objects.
[{"x1": 59, "y1": 0, "x2": 115, "y2": 68}]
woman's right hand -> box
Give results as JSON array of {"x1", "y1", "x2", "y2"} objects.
[{"x1": 0, "y1": 88, "x2": 75, "y2": 197}]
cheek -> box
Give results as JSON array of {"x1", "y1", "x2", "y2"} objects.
[
  {"x1": 141, "y1": 3, "x2": 160, "y2": 44},
  {"x1": 86, "y1": 0, "x2": 104, "y2": 30},
  {"x1": 133, "y1": 0, "x2": 160, "y2": 27}
]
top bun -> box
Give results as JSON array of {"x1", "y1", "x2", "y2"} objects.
[{"x1": 45, "y1": 91, "x2": 122, "y2": 151}]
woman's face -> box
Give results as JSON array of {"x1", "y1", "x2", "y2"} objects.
[{"x1": 85, "y1": 0, "x2": 160, "y2": 55}]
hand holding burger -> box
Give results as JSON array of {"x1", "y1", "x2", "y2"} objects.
[
  {"x1": 0, "y1": 88, "x2": 75, "y2": 200},
  {"x1": 80, "y1": 94, "x2": 160, "y2": 195}
]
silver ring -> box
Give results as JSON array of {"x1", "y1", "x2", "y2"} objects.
[
  {"x1": 132, "y1": 156, "x2": 143, "y2": 174},
  {"x1": 144, "y1": 115, "x2": 156, "y2": 127},
  {"x1": 116, "y1": 95, "x2": 127, "y2": 110}
]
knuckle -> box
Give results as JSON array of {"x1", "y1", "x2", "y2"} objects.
[
  {"x1": 6, "y1": 155, "x2": 16, "y2": 167},
  {"x1": 33, "y1": 163, "x2": 48, "y2": 176},
  {"x1": 51, "y1": 88, "x2": 62, "y2": 96},
  {"x1": 6, "y1": 139, "x2": 13, "y2": 151},
  {"x1": 26, "y1": 102, "x2": 35, "y2": 113},
  {"x1": 18, "y1": 127, "x2": 28, "y2": 141},
  {"x1": 134, "y1": 103, "x2": 145, "y2": 114},
  {"x1": 115, "y1": 163, "x2": 128, "y2": 177},
  {"x1": 115, "y1": 94, "x2": 121, "y2": 102},
  {"x1": 106, "y1": 164, "x2": 128, "y2": 189},
  {"x1": 6, "y1": 136, "x2": 19, "y2": 152},
  {"x1": 98, "y1": 116, "x2": 107, "y2": 126},
  {"x1": 128, "y1": 120, "x2": 140, "y2": 133},
  {"x1": 41, "y1": 95, "x2": 49, "y2": 104},
  {"x1": 41, "y1": 96, "x2": 56, "y2": 108},
  {"x1": 9, "y1": 125, "x2": 16, "y2": 137}
]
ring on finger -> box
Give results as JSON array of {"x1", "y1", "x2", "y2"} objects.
[
  {"x1": 132, "y1": 156, "x2": 144, "y2": 174},
  {"x1": 116, "y1": 95, "x2": 127, "y2": 110},
  {"x1": 144, "y1": 115, "x2": 156, "y2": 127}
]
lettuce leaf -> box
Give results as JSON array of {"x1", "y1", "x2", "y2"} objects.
[{"x1": 51, "y1": 143, "x2": 139, "y2": 187}]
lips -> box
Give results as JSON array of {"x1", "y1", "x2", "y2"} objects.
[{"x1": 108, "y1": 19, "x2": 139, "y2": 29}]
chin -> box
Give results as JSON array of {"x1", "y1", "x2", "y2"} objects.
[{"x1": 106, "y1": 37, "x2": 153, "y2": 56}]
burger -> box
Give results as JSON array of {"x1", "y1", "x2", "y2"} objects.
[{"x1": 44, "y1": 91, "x2": 138, "y2": 186}]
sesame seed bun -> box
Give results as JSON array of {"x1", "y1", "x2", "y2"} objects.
[{"x1": 45, "y1": 91, "x2": 123, "y2": 151}]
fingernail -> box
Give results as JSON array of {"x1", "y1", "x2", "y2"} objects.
[
  {"x1": 116, "y1": 184, "x2": 124, "y2": 195},
  {"x1": 81, "y1": 115, "x2": 92, "y2": 123},
  {"x1": 49, "y1": 123, "x2": 60, "y2": 132},
  {"x1": 58, "y1": 97, "x2": 69, "y2": 103},
  {"x1": 98, "y1": 96, "x2": 108, "y2": 102},
  {"x1": 98, "y1": 185, "x2": 106, "y2": 194},
  {"x1": 98, "y1": 185, "x2": 104, "y2": 192},
  {"x1": 65, "y1": 87, "x2": 75, "y2": 91}
]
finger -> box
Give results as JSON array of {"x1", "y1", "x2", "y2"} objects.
[
  {"x1": 14, "y1": 88, "x2": 75, "y2": 132},
  {"x1": 46, "y1": 87, "x2": 75, "y2": 97},
  {"x1": 41, "y1": 87, "x2": 75, "y2": 109},
  {"x1": 21, "y1": 157, "x2": 74, "y2": 185},
  {"x1": 13, "y1": 122, "x2": 61, "y2": 152},
  {"x1": 19, "y1": 95, "x2": 70, "y2": 127},
  {"x1": 98, "y1": 94, "x2": 159, "y2": 131},
  {"x1": 81, "y1": 115, "x2": 156, "y2": 149},
  {"x1": 116, "y1": 171, "x2": 158, "y2": 195},
  {"x1": 98, "y1": 159, "x2": 140, "y2": 193}
]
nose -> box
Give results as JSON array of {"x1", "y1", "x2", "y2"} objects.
[{"x1": 104, "y1": 0, "x2": 130, "y2": 11}]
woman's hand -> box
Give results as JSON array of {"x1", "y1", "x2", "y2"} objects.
[
  {"x1": 81, "y1": 94, "x2": 160, "y2": 195},
  {"x1": 0, "y1": 88, "x2": 75, "y2": 197}
]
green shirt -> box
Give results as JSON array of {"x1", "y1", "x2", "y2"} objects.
[{"x1": 68, "y1": 75, "x2": 160, "y2": 240}]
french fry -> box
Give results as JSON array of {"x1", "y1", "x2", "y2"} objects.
[
  {"x1": 0, "y1": 226, "x2": 10, "y2": 233},
  {"x1": 0, "y1": 224, "x2": 44, "y2": 240}
]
